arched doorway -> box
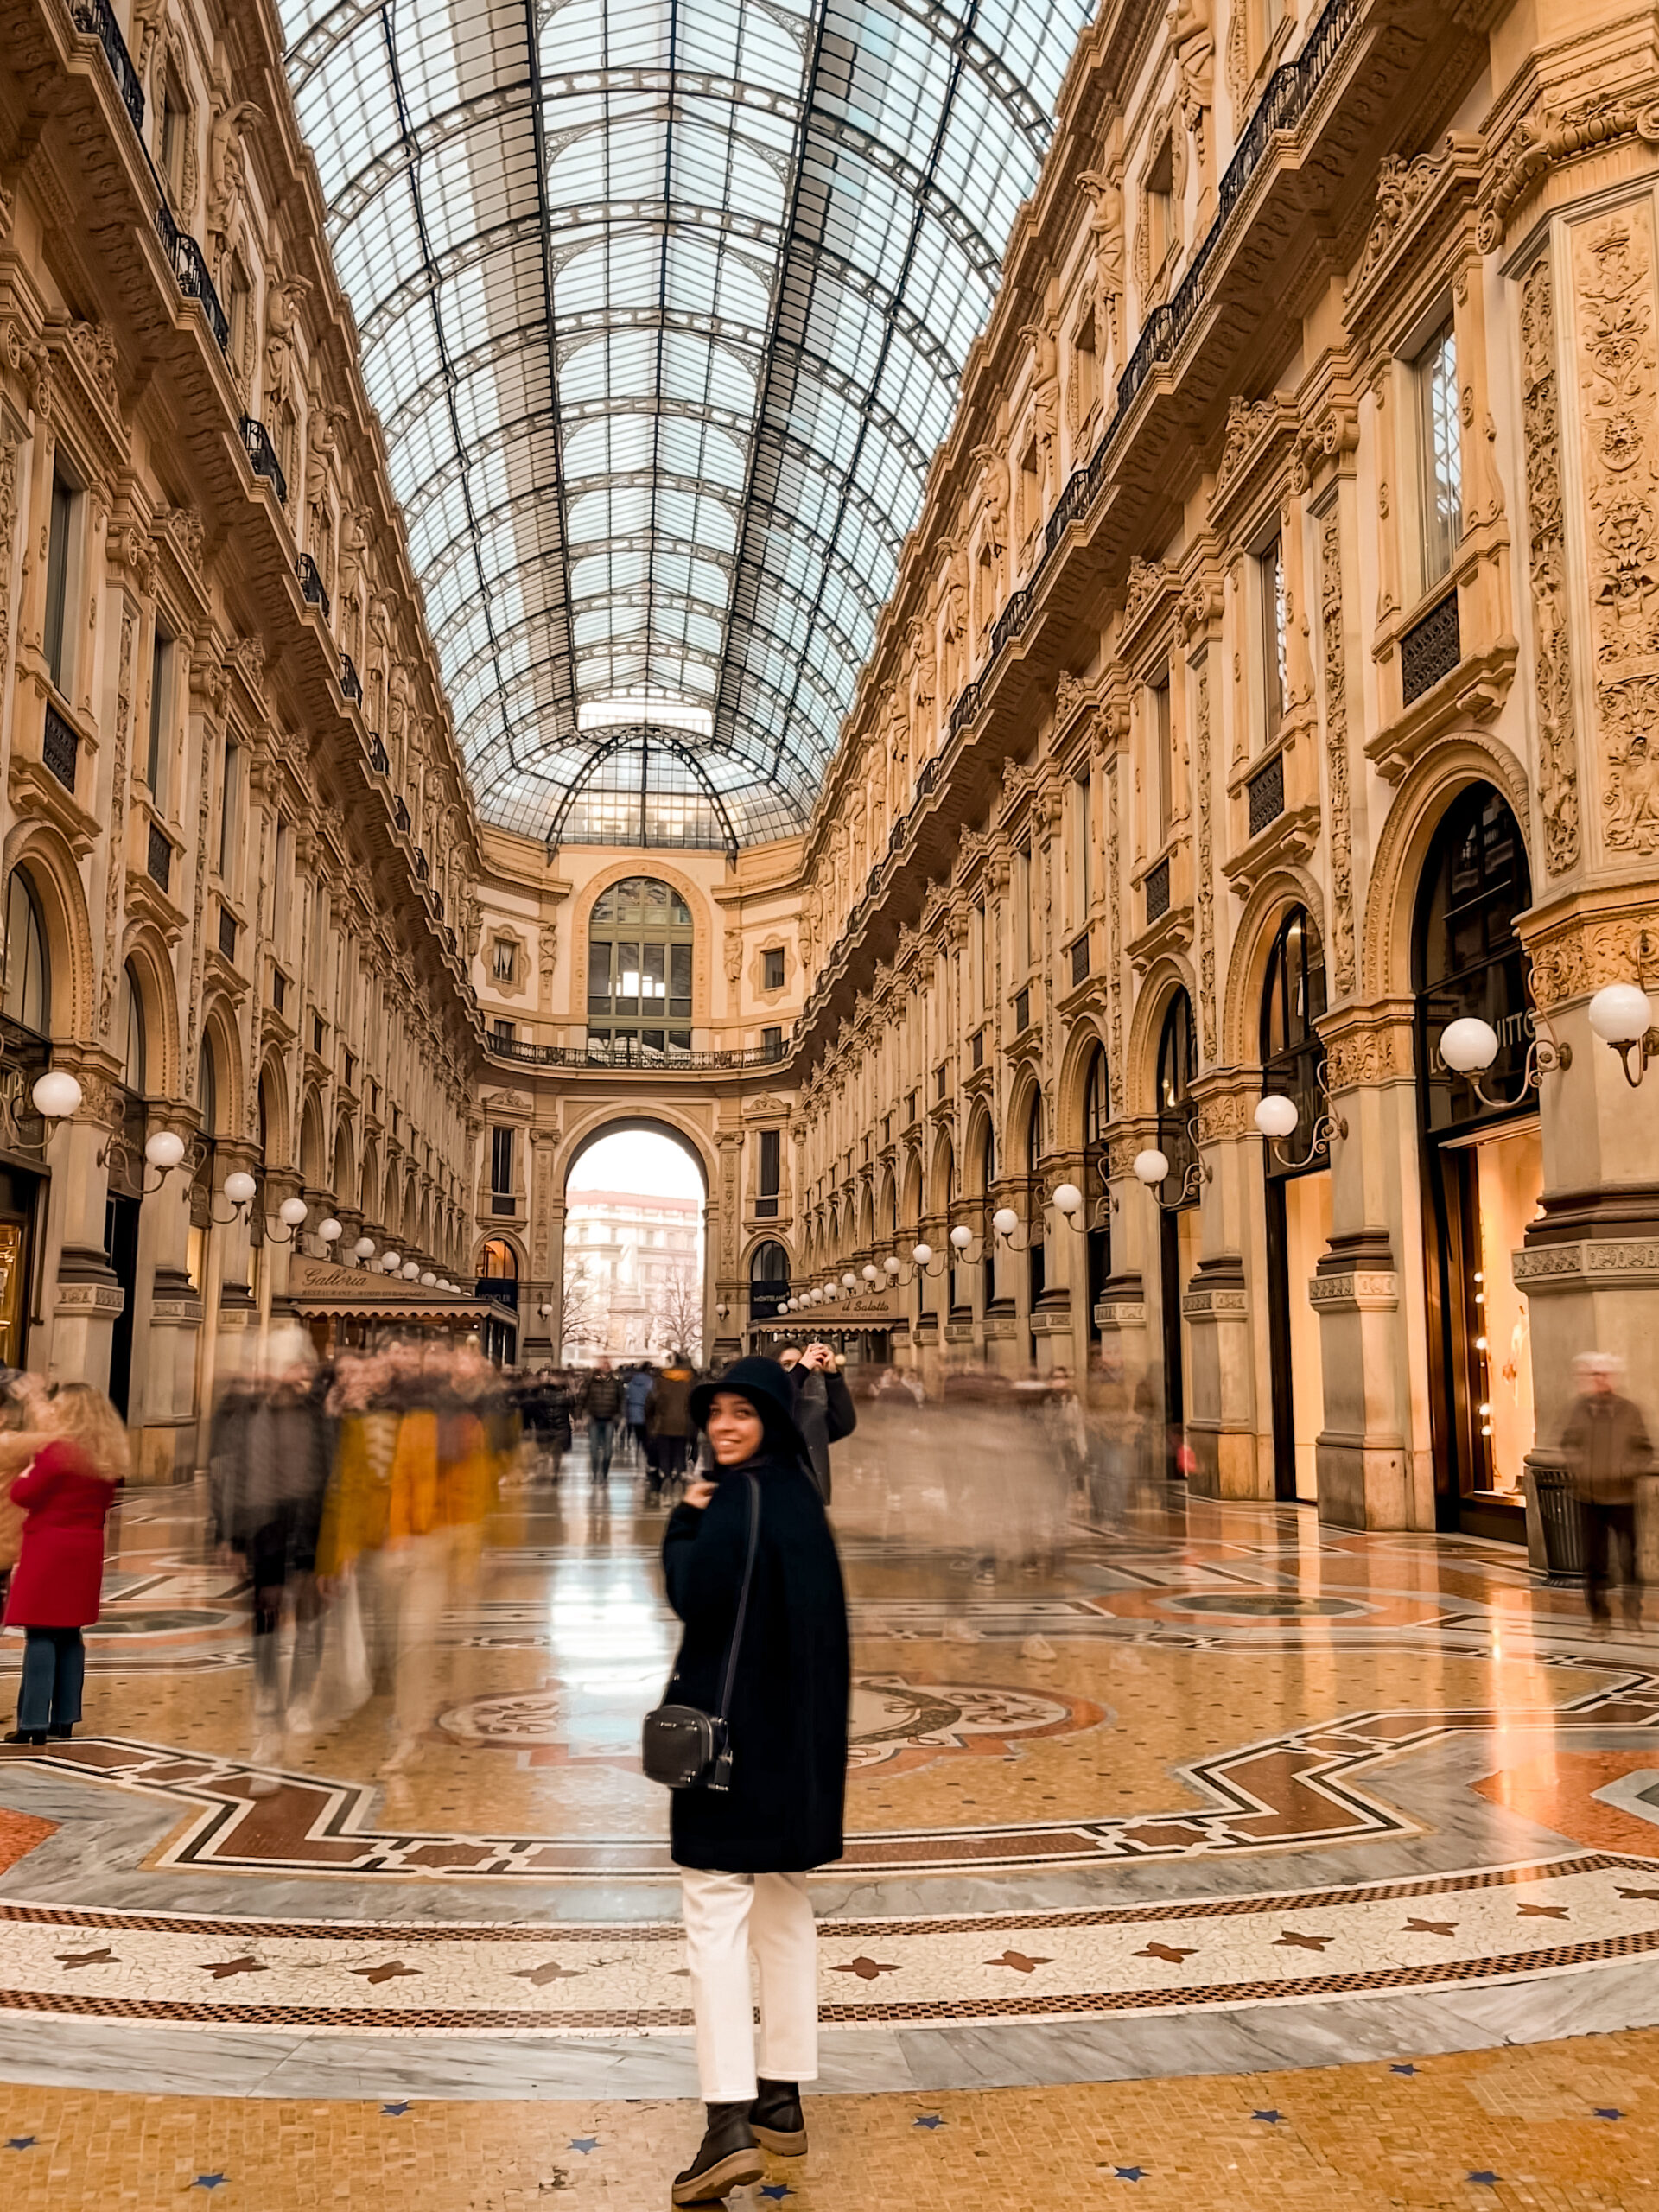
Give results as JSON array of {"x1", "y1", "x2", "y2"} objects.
[
  {"x1": 1260, "y1": 906, "x2": 1330, "y2": 1503},
  {"x1": 0, "y1": 867, "x2": 51, "y2": 1366},
  {"x1": 563, "y1": 1121, "x2": 708, "y2": 1362},
  {"x1": 749, "y1": 1240, "x2": 791, "y2": 1330},
  {"x1": 1081, "y1": 1045, "x2": 1111, "y2": 1354},
  {"x1": 1155, "y1": 990, "x2": 1198, "y2": 1479},
  {"x1": 1414, "y1": 783, "x2": 1537, "y2": 1539},
  {"x1": 1022, "y1": 1090, "x2": 1045, "y2": 1363},
  {"x1": 474, "y1": 1236, "x2": 520, "y2": 1366}
]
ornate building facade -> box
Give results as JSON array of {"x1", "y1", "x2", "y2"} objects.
[
  {"x1": 473, "y1": 0, "x2": 1659, "y2": 1549},
  {"x1": 0, "y1": 0, "x2": 481, "y2": 1474}
]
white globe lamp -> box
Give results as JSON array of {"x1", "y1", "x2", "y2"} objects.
[
  {"x1": 224, "y1": 1170, "x2": 258, "y2": 1209},
  {"x1": 381, "y1": 1249, "x2": 401, "y2": 1273},
  {"x1": 1134, "y1": 1148, "x2": 1170, "y2": 1187},
  {"x1": 883, "y1": 1254, "x2": 901, "y2": 1275},
  {"x1": 991, "y1": 1206, "x2": 1019, "y2": 1239},
  {"x1": 1052, "y1": 1183, "x2": 1083, "y2": 1217},
  {"x1": 950, "y1": 1224, "x2": 973, "y2": 1251},
  {"x1": 402, "y1": 1261, "x2": 420, "y2": 1281},
  {"x1": 353, "y1": 1235, "x2": 376, "y2": 1261},
  {"x1": 1254, "y1": 1094, "x2": 1300, "y2": 1141},
  {"x1": 144, "y1": 1130, "x2": 187, "y2": 1172},
  {"x1": 1589, "y1": 982, "x2": 1654, "y2": 1046},
  {"x1": 420, "y1": 1270, "x2": 436, "y2": 1287},
  {"x1": 861, "y1": 1263, "x2": 878, "y2": 1283},
  {"x1": 30, "y1": 1071, "x2": 81, "y2": 1121},
  {"x1": 278, "y1": 1197, "x2": 308, "y2": 1229},
  {"x1": 1440, "y1": 1017, "x2": 1499, "y2": 1074},
  {"x1": 912, "y1": 1242, "x2": 931, "y2": 1267},
  {"x1": 319, "y1": 1217, "x2": 343, "y2": 1244}
]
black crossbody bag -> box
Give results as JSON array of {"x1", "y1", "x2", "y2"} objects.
[{"x1": 641, "y1": 1471, "x2": 760, "y2": 1792}]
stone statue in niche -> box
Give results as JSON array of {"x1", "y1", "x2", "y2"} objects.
[
  {"x1": 909, "y1": 613, "x2": 936, "y2": 759},
  {"x1": 1170, "y1": 0, "x2": 1214, "y2": 124},
  {"x1": 1028, "y1": 319, "x2": 1060, "y2": 492},
  {"x1": 264, "y1": 273, "x2": 310, "y2": 404},
  {"x1": 1080, "y1": 169, "x2": 1125, "y2": 357},
  {"x1": 207, "y1": 98, "x2": 263, "y2": 260},
  {"x1": 977, "y1": 444, "x2": 1009, "y2": 563},
  {"x1": 942, "y1": 539, "x2": 969, "y2": 692}
]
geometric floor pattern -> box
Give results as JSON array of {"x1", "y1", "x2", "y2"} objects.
[{"x1": 7, "y1": 1440, "x2": 1659, "y2": 2199}]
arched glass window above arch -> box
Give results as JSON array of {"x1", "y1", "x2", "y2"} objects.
[
  {"x1": 1260, "y1": 908, "x2": 1327, "y2": 1179},
  {"x1": 120, "y1": 963, "x2": 147, "y2": 1096},
  {"x1": 1, "y1": 869, "x2": 49, "y2": 1037},
  {"x1": 1414, "y1": 785, "x2": 1533, "y2": 1135},
  {"x1": 198, "y1": 1039, "x2": 219, "y2": 1138},
  {"x1": 587, "y1": 877, "x2": 694, "y2": 1065},
  {"x1": 1156, "y1": 991, "x2": 1198, "y2": 1205}
]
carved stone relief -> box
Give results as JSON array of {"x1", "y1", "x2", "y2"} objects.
[
  {"x1": 1194, "y1": 660, "x2": 1216, "y2": 1061},
  {"x1": 1518, "y1": 251, "x2": 1580, "y2": 876},
  {"x1": 1574, "y1": 208, "x2": 1659, "y2": 856},
  {"x1": 1319, "y1": 505, "x2": 1357, "y2": 995},
  {"x1": 99, "y1": 606, "x2": 137, "y2": 1039}
]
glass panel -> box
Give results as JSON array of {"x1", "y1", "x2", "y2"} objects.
[
  {"x1": 669, "y1": 940, "x2": 692, "y2": 1014},
  {"x1": 1417, "y1": 322, "x2": 1462, "y2": 590},
  {"x1": 588, "y1": 939, "x2": 613, "y2": 1014},
  {"x1": 642, "y1": 941, "x2": 666, "y2": 1003},
  {"x1": 614, "y1": 942, "x2": 640, "y2": 1016}
]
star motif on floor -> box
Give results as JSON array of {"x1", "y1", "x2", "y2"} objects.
[
  {"x1": 511, "y1": 1961, "x2": 583, "y2": 1985},
  {"x1": 1252, "y1": 2111, "x2": 1284, "y2": 2125},
  {"x1": 759, "y1": 2187, "x2": 792, "y2": 2202},
  {"x1": 190, "y1": 2177, "x2": 228, "y2": 2191},
  {"x1": 56, "y1": 1948, "x2": 119, "y2": 1968},
  {"x1": 567, "y1": 2137, "x2": 600, "y2": 2154},
  {"x1": 200, "y1": 1957, "x2": 265, "y2": 1978},
  {"x1": 353, "y1": 1961, "x2": 420, "y2": 1984},
  {"x1": 1135, "y1": 1942, "x2": 1196, "y2": 1963},
  {"x1": 1274, "y1": 1931, "x2": 1332, "y2": 1951},
  {"x1": 830, "y1": 1957, "x2": 900, "y2": 1980},
  {"x1": 1390, "y1": 2065, "x2": 1420, "y2": 2077},
  {"x1": 1594, "y1": 2108, "x2": 1624, "y2": 2120},
  {"x1": 1466, "y1": 2171, "x2": 1500, "y2": 2188},
  {"x1": 1112, "y1": 2166, "x2": 1147, "y2": 2181},
  {"x1": 380, "y1": 2103, "x2": 412, "y2": 2116},
  {"x1": 1516, "y1": 1904, "x2": 1569, "y2": 1919},
  {"x1": 983, "y1": 1949, "x2": 1052, "y2": 1973},
  {"x1": 3, "y1": 2139, "x2": 35, "y2": 2152},
  {"x1": 1403, "y1": 1919, "x2": 1458, "y2": 1935},
  {"x1": 912, "y1": 2115, "x2": 945, "y2": 2130}
]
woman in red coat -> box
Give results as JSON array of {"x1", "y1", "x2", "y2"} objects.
[{"x1": 3, "y1": 1383, "x2": 124, "y2": 1745}]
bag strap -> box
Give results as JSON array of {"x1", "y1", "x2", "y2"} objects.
[{"x1": 713, "y1": 1471, "x2": 761, "y2": 1727}]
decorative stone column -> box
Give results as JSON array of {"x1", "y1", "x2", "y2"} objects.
[
  {"x1": 209, "y1": 1137, "x2": 261, "y2": 1390},
  {"x1": 1032, "y1": 1146, "x2": 1086, "y2": 1376},
  {"x1": 984, "y1": 1175, "x2": 1024, "y2": 1375},
  {"x1": 130, "y1": 1103, "x2": 203, "y2": 1484},
  {"x1": 259, "y1": 1164, "x2": 306, "y2": 1323},
  {"x1": 1311, "y1": 1003, "x2": 1431, "y2": 1529},
  {"x1": 1181, "y1": 1083, "x2": 1262, "y2": 1498},
  {"x1": 40, "y1": 1058, "x2": 122, "y2": 1389}
]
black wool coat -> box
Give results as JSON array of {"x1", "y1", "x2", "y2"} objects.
[{"x1": 661, "y1": 1453, "x2": 850, "y2": 1873}]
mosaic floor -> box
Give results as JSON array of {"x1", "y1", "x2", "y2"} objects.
[{"x1": 4, "y1": 1437, "x2": 1659, "y2": 2199}]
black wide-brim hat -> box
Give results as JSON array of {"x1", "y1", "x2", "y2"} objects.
[{"x1": 690, "y1": 1355, "x2": 808, "y2": 1460}]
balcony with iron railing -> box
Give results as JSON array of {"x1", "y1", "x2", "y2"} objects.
[
  {"x1": 296, "y1": 553, "x2": 329, "y2": 619},
  {"x1": 485, "y1": 1032, "x2": 793, "y2": 1073},
  {"x1": 367, "y1": 732, "x2": 390, "y2": 774},
  {"x1": 41, "y1": 701, "x2": 79, "y2": 795},
  {"x1": 240, "y1": 416, "x2": 286, "y2": 505},
  {"x1": 154, "y1": 200, "x2": 228, "y2": 352},
  {"x1": 69, "y1": 0, "x2": 142, "y2": 130},
  {"x1": 340, "y1": 653, "x2": 362, "y2": 703}
]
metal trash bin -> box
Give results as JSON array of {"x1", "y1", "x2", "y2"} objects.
[{"x1": 1534, "y1": 1464, "x2": 1584, "y2": 1586}]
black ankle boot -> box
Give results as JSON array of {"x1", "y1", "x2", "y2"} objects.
[
  {"x1": 3, "y1": 1730, "x2": 45, "y2": 1747},
  {"x1": 671, "y1": 2101, "x2": 765, "y2": 2205},
  {"x1": 751, "y1": 2078, "x2": 807, "y2": 2156},
  {"x1": 50, "y1": 1723, "x2": 73, "y2": 1741}
]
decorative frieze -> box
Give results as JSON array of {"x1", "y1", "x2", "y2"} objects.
[
  {"x1": 1518, "y1": 248, "x2": 1580, "y2": 874},
  {"x1": 1319, "y1": 503, "x2": 1357, "y2": 995}
]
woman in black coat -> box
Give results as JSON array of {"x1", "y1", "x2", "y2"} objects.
[{"x1": 659, "y1": 1357, "x2": 849, "y2": 2205}]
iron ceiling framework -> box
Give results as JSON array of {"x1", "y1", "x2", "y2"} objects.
[{"x1": 282, "y1": 0, "x2": 1088, "y2": 846}]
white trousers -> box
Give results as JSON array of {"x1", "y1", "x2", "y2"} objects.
[{"x1": 680, "y1": 1868, "x2": 819, "y2": 2102}]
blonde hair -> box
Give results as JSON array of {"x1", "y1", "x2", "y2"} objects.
[{"x1": 46, "y1": 1382, "x2": 130, "y2": 1480}]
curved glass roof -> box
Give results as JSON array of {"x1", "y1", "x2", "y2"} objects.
[{"x1": 281, "y1": 0, "x2": 1090, "y2": 845}]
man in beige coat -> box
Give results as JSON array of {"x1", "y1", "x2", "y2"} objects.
[{"x1": 1561, "y1": 1352, "x2": 1654, "y2": 1630}]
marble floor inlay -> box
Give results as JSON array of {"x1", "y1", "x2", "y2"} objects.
[{"x1": 5, "y1": 1453, "x2": 1659, "y2": 2098}]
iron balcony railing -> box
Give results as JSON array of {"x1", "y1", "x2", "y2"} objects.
[
  {"x1": 296, "y1": 553, "x2": 329, "y2": 618},
  {"x1": 146, "y1": 818, "x2": 171, "y2": 892},
  {"x1": 69, "y1": 0, "x2": 143, "y2": 130},
  {"x1": 413, "y1": 848, "x2": 429, "y2": 881},
  {"x1": 368, "y1": 733, "x2": 390, "y2": 774},
  {"x1": 240, "y1": 416, "x2": 286, "y2": 505},
  {"x1": 486, "y1": 1033, "x2": 793, "y2": 1072},
  {"x1": 340, "y1": 653, "x2": 363, "y2": 703},
  {"x1": 950, "y1": 0, "x2": 1360, "y2": 734},
  {"x1": 42, "y1": 702, "x2": 79, "y2": 793},
  {"x1": 392, "y1": 796, "x2": 411, "y2": 835},
  {"x1": 155, "y1": 200, "x2": 228, "y2": 352}
]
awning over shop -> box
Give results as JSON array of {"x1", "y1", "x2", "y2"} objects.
[{"x1": 285, "y1": 1255, "x2": 510, "y2": 1328}]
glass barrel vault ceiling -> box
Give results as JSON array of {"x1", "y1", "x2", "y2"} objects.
[{"x1": 280, "y1": 0, "x2": 1091, "y2": 846}]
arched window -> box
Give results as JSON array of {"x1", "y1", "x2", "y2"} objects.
[
  {"x1": 750, "y1": 1239, "x2": 790, "y2": 1322},
  {"x1": 1025, "y1": 1089, "x2": 1046, "y2": 1313},
  {"x1": 1259, "y1": 907, "x2": 1327, "y2": 1175},
  {"x1": 198, "y1": 1038, "x2": 219, "y2": 1136},
  {"x1": 478, "y1": 1238, "x2": 518, "y2": 1279},
  {"x1": 2, "y1": 868, "x2": 49, "y2": 1035},
  {"x1": 120, "y1": 962, "x2": 147, "y2": 1096},
  {"x1": 1414, "y1": 785, "x2": 1532, "y2": 1134},
  {"x1": 1082, "y1": 1042, "x2": 1112, "y2": 1340},
  {"x1": 1156, "y1": 990, "x2": 1198, "y2": 1202},
  {"x1": 587, "y1": 876, "x2": 694, "y2": 1063}
]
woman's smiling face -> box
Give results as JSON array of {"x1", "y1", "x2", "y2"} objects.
[{"x1": 706, "y1": 1391, "x2": 766, "y2": 1465}]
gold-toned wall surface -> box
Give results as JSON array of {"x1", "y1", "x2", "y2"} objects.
[{"x1": 0, "y1": 0, "x2": 483, "y2": 1472}]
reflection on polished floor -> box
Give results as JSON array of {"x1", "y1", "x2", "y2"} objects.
[{"x1": 4, "y1": 1433, "x2": 1659, "y2": 2204}]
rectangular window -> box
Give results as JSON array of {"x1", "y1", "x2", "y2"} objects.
[
  {"x1": 762, "y1": 946, "x2": 785, "y2": 991},
  {"x1": 1147, "y1": 136, "x2": 1176, "y2": 275},
  {"x1": 490, "y1": 1124, "x2": 514, "y2": 1196},
  {"x1": 588, "y1": 938, "x2": 613, "y2": 1015},
  {"x1": 1416, "y1": 320, "x2": 1462, "y2": 590},
  {"x1": 1015, "y1": 845, "x2": 1032, "y2": 971},
  {"x1": 759, "y1": 1128, "x2": 780, "y2": 1198},
  {"x1": 492, "y1": 938, "x2": 517, "y2": 983},
  {"x1": 975, "y1": 901, "x2": 988, "y2": 1007},
  {"x1": 218, "y1": 739, "x2": 238, "y2": 879},
  {"x1": 1152, "y1": 676, "x2": 1173, "y2": 843},
  {"x1": 156, "y1": 70, "x2": 187, "y2": 198},
  {"x1": 147, "y1": 623, "x2": 171, "y2": 800},
  {"x1": 492, "y1": 1018, "x2": 514, "y2": 1049},
  {"x1": 761, "y1": 1024, "x2": 783, "y2": 1060},
  {"x1": 43, "y1": 471, "x2": 74, "y2": 693},
  {"x1": 1073, "y1": 772, "x2": 1091, "y2": 921},
  {"x1": 1260, "y1": 534, "x2": 1287, "y2": 741}
]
